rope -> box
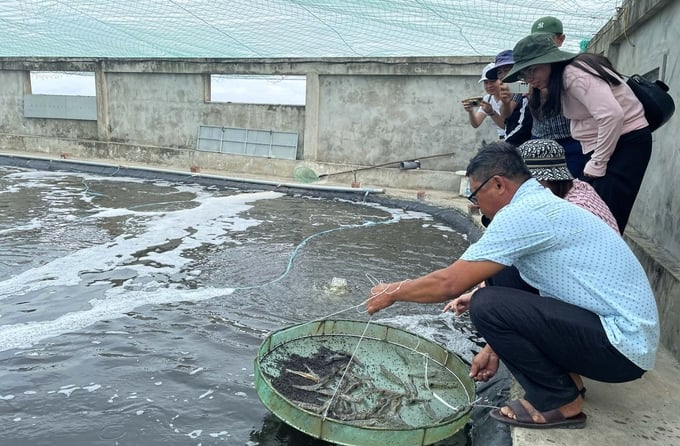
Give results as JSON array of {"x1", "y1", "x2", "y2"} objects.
[
  {"x1": 80, "y1": 166, "x2": 121, "y2": 200},
  {"x1": 81, "y1": 178, "x2": 112, "y2": 199},
  {"x1": 43, "y1": 158, "x2": 489, "y2": 413},
  {"x1": 75, "y1": 163, "x2": 488, "y2": 415},
  {"x1": 304, "y1": 271, "x2": 490, "y2": 417},
  {"x1": 234, "y1": 219, "x2": 390, "y2": 291},
  {"x1": 322, "y1": 315, "x2": 373, "y2": 420}
]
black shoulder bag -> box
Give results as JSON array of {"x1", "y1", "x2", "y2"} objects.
[{"x1": 626, "y1": 74, "x2": 675, "y2": 132}]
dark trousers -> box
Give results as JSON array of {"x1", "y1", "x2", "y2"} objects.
[
  {"x1": 469, "y1": 287, "x2": 645, "y2": 412},
  {"x1": 585, "y1": 128, "x2": 652, "y2": 232},
  {"x1": 485, "y1": 265, "x2": 537, "y2": 293},
  {"x1": 558, "y1": 137, "x2": 589, "y2": 178}
]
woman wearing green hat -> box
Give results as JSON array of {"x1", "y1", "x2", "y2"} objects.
[{"x1": 503, "y1": 33, "x2": 651, "y2": 232}]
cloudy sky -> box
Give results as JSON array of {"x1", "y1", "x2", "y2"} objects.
[{"x1": 30, "y1": 72, "x2": 307, "y2": 104}]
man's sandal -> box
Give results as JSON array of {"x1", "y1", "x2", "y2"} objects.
[{"x1": 490, "y1": 399, "x2": 587, "y2": 429}]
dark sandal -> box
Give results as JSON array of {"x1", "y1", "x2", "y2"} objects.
[{"x1": 490, "y1": 399, "x2": 587, "y2": 429}]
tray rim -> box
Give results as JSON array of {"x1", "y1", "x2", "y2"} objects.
[{"x1": 254, "y1": 318, "x2": 475, "y2": 446}]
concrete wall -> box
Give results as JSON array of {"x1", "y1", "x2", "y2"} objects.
[
  {"x1": 590, "y1": 0, "x2": 679, "y2": 260},
  {"x1": 0, "y1": 56, "x2": 495, "y2": 187},
  {"x1": 317, "y1": 74, "x2": 489, "y2": 171},
  {"x1": 104, "y1": 72, "x2": 306, "y2": 151},
  {"x1": 588, "y1": 0, "x2": 680, "y2": 361},
  {"x1": 0, "y1": 70, "x2": 98, "y2": 139}
]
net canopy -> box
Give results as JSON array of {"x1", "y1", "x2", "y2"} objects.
[{"x1": 0, "y1": 0, "x2": 622, "y2": 58}]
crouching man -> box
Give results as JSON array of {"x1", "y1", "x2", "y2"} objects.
[{"x1": 366, "y1": 142, "x2": 658, "y2": 429}]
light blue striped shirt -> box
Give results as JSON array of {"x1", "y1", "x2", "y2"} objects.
[{"x1": 462, "y1": 179, "x2": 659, "y2": 370}]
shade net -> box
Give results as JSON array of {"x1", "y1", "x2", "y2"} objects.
[{"x1": 0, "y1": 0, "x2": 622, "y2": 58}]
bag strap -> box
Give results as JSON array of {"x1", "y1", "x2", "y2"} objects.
[{"x1": 626, "y1": 73, "x2": 671, "y2": 93}]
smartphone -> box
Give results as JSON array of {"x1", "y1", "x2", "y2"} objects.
[
  {"x1": 465, "y1": 96, "x2": 484, "y2": 106},
  {"x1": 507, "y1": 82, "x2": 530, "y2": 94}
]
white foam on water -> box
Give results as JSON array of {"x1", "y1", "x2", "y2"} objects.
[
  {"x1": 187, "y1": 429, "x2": 202, "y2": 439},
  {"x1": 0, "y1": 171, "x2": 445, "y2": 362},
  {"x1": 353, "y1": 200, "x2": 433, "y2": 222},
  {"x1": 431, "y1": 223, "x2": 456, "y2": 233},
  {"x1": 0, "y1": 185, "x2": 22, "y2": 194},
  {"x1": 83, "y1": 384, "x2": 101, "y2": 392},
  {"x1": 0, "y1": 287, "x2": 235, "y2": 352},
  {"x1": 0, "y1": 189, "x2": 281, "y2": 298},
  {"x1": 57, "y1": 385, "x2": 80, "y2": 398},
  {"x1": 378, "y1": 312, "x2": 478, "y2": 364},
  {"x1": 6, "y1": 169, "x2": 149, "y2": 185},
  {"x1": 0, "y1": 182, "x2": 284, "y2": 351},
  {"x1": 0, "y1": 218, "x2": 43, "y2": 235}
]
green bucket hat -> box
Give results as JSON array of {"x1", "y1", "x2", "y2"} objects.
[{"x1": 503, "y1": 33, "x2": 577, "y2": 83}]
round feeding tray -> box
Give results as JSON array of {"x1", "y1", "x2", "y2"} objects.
[{"x1": 254, "y1": 319, "x2": 475, "y2": 446}]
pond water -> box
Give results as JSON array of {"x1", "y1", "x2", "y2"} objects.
[{"x1": 0, "y1": 166, "x2": 509, "y2": 446}]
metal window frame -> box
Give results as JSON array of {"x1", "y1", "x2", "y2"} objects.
[{"x1": 196, "y1": 125, "x2": 298, "y2": 160}]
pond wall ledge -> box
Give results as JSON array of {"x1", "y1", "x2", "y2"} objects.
[{"x1": 0, "y1": 151, "x2": 385, "y2": 195}]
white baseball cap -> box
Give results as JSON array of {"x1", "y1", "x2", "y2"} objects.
[{"x1": 479, "y1": 62, "x2": 496, "y2": 83}]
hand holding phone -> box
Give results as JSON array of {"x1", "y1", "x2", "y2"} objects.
[
  {"x1": 464, "y1": 96, "x2": 484, "y2": 107},
  {"x1": 507, "y1": 82, "x2": 530, "y2": 94}
]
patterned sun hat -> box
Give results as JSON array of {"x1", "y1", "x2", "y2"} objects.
[{"x1": 518, "y1": 139, "x2": 573, "y2": 181}]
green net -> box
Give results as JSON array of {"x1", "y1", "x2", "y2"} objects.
[
  {"x1": 0, "y1": 1, "x2": 621, "y2": 58},
  {"x1": 293, "y1": 166, "x2": 321, "y2": 184}
]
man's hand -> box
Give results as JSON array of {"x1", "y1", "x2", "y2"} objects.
[
  {"x1": 461, "y1": 99, "x2": 476, "y2": 113},
  {"x1": 480, "y1": 100, "x2": 494, "y2": 116},
  {"x1": 366, "y1": 283, "x2": 397, "y2": 315},
  {"x1": 469, "y1": 345, "x2": 499, "y2": 382},
  {"x1": 366, "y1": 260, "x2": 503, "y2": 316},
  {"x1": 442, "y1": 290, "x2": 474, "y2": 315}
]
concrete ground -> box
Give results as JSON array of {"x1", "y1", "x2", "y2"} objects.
[
  {"x1": 3, "y1": 151, "x2": 679, "y2": 446},
  {"x1": 509, "y1": 347, "x2": 680, "y2": 446}
]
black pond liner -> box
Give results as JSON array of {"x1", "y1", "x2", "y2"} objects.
[{"x1": 0, "y1": 153, "x2": 511, "y2": 446}]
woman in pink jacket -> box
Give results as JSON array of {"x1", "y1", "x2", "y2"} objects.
[{"x1": 503, "y1": 33, "x2": 651, "y2": 232}]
